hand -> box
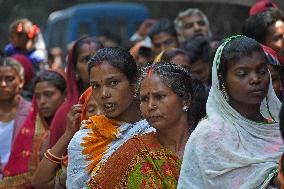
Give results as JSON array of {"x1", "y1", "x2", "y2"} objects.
[
  {"x1": 64, "y1": 104, "x2": 83, "y2": 140},
  {"x1": 137, "y1": 19, "x2": 157, "y2": 38}
]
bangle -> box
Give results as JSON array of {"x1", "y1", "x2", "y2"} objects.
[
  {"x1": 47, "y1": 149, "x2": 65, "y2": 161},
  {"x1": 44, "y1": 152, "x2": 61, "y2": 164}
]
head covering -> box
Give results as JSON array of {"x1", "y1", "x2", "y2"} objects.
[
  {"x1": 48, "y1": 39, "x2": 81, "y2": 148},
  {"x1": 261, "y1": 44, "x2": 284, "y2": 66},
  {"x1": 249, "y1": 0, "x2": 278, "y2": 16},
  {"x1": 78, "y1": 86, "x2": 93, "y2": 121},
  {"x1": 178, "y1": 35, "x2": 283, "y2": 189},
  {"x1": 10, "y1": 54, "x2": 35, "y2": 84}
]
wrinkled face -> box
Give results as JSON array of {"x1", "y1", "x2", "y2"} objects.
[
  {"x1": 180, "y1": 14, "x2": 209, "y2": 40},
  {"x1": 267, "y1": 64, "x2": 282, "y2": 99},
  {"x1": 189, "y1": 59, "x2": 210, "y2": 85},
  {"x1": 34, "y1": 81, "x2": 65, "y2": 118},
  {"x1": 0, "y1": 66, "x2": 23, "y2": 101},
  {"x1": 171, "y1": 54, "x2": 190, "y2": 70},
  {"x1": 89, "y1": 61, "x2": 135, "y2": 121},
  {"x1": 226, "y1": 51, "x2": 270, "y2": 109},
  {"x1": 152, "y1": 32, "x2": 178, "y2": 55},
  {"x1": 140, "y1": 73, "x2": 186, "y2": 130},
  {"x1": 265, "y1": 20, "x2": 284, "y2": 57},
  {"x1": 76, "y1": 42, "x2": 101, "y2": 84}
]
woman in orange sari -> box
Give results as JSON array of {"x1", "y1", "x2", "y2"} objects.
[{"x1": 0, "y1": 70, "x2": 66, "y2": 188}]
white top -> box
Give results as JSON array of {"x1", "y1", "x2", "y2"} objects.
[{"x1": 0, "y1": 120, "x2": 15, "y2": 166}]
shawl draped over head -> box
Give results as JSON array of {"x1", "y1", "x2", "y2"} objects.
[
  {"x1": 178, "y1": 35, "x2": 283, "y2": 189},
  {"x1": 48, "y1": 40, "x2": 81, "y2": 148},
  {"x1": 87, "y1": 133, "x2": 181, "y2": 189},
  {"x1": 79, "y1": 87, "x2": 93, "y2": 122}
]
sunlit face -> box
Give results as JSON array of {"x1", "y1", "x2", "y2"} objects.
[
  {"x1": 140, "y1": 73, "x2": 187, "y2": 130},
  {"x1": 0, "y1": 66, "x2": 23, "y2": 101},
  {"x1": 180, "y1": 14, "x2": 209, "y2": 40},
  {"x1": 34, "y1": 81, "x2": 65, "y2": 118},
  {"x1": 189, "y1": 59, "x2": 210, "y2": 86},
  {"x1": 89, "y1": 61, "x2": 135, "y2": 121},
  {"x1": 226, "y1": 51, "x2": 270, "y2": 110},
  {"x1": 171, "y1": 54, "x2": 190, "y2": 70},
  {"x1": 267, "y1": 64, "x2": 282, "y2": 99},
  {"x1": 265, "y1": 20, "x2": 284, "y2": 57},
  {"x1": 152, "y1": 32, "x2": 178, "y2": 55},
  {"x1": 76, "y1": 42, "x2": 101, "y2": 84}
]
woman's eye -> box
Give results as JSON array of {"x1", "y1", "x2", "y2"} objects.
[
  {"x1": 259, "y1": 68, "x2": 267, "y2": 75},
  {"x1": 156, "y1": 94, "x2": 165, "y2": 100},
  {"x1": 92, "y1": 84, "x2": 99, "y2": 90},
  {"x1": 236, "y1": 71, "x2": 246, "y2": 78},
  {"x1": 44, "y1": 91, "x2": 53, "y2": 98},
  {"x1": 110, "y1": 80, "x2": 118, "y2": 86},
  {"x1": 140, "y1": 96, "x2": 148, "y2": 102}
]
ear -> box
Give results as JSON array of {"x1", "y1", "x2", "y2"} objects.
[
  {"x1": 182, "y1": 92, "x2": 192, "y2": 108},
  {"x1": 19, "y1": 78, "x2": 24, "y2": 89}
]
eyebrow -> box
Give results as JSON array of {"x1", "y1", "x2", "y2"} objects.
[{"x1": 89, "y1": 75, "x2": 120, "y2": 84}]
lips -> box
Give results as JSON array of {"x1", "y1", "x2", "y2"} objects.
[
  {"x1": 39, "y1": 107, "x2": 49, "y2": 113},
  {"x1": 147, "y1": 115, "x2": 162, "y2": 123},
  {"x1": 248, "y1": 88, "x2": 266, "y2": 97},
  {"x1": 103, "y1": 102, "x2": 115, "y2": 112}
]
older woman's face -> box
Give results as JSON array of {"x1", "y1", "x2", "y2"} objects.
[
  {"x1": 0, "y1": 66, "x2": 23, "y2": 101},
  {"x1": 139, "y1": 73, "x2": 186, "y2": 130}
]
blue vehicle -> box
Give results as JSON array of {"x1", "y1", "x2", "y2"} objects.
[{"x1": 45, "y1": 2, "x2": 150, "y2": 50}]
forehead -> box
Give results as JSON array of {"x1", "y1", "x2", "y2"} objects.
[
  {"x1": 141, "y1": 73, "x2": 172, "y2": 93},
  {"x1": 152, "y1": 32, "x2": 175, "y2": 43},
  {"x1": 181, "y1": 14, "x2": 204, "y2": 24},
  {"x1": 228, "y1": 51, "x2": 267, "y2": 69},
  {"x1": 78, "y1": 42, "x2": 98, "y2": 56},
  {"x1": 0, "y1": 66, "x2": 19, "y2": 76},
  {"x1": 34, "y1": 81, "x2": 58, "y2": 92},
  {"x1": 90, "y1": 61, "x2": 125, "y2": 81}
]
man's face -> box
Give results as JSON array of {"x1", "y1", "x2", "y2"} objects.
[{"x1": 180, "y1": 14, "x2": 210, "y2": 41}]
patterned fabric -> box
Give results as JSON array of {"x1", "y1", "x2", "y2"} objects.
[
  {"x1": 0, "y1": 98, "x2": 49, "y2": 188},
  {"x1": 87, "y1": 133, "x2": 180, "y2": 189},
  {"x1": 178, "y1": 35, "x2": 283, "y2": 189},
  {"x1": 67, "y1": 119, "x2": 154, "y2": 189}
]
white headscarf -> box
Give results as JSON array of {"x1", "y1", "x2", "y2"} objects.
[{"x1": 178, "y1": 35, "x2": 283, "y2": 189}]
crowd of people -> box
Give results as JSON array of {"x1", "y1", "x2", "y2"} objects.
[{"x1": 0, "y1": 0, "x2": 284, "y2": 188}]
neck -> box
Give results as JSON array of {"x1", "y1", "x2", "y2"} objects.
[
  {"x1": 117, "y1": 100, "x2": 141, "y2": 124},
  {"x1": 0, "y1": 95, "x2": 21, "y2": 111},
  {"x1": 156, "y1": 117, "x2": 190, "y2": 159},
  {"x1": 230, "y1": 101, "x2": 263, "y2": 122}
]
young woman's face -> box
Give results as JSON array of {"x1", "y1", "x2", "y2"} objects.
[
  {"x1": 265, "y1": 20, "x2": 284, "y2": 57},
  {"x1": 226, "y1": 51, "x2": 270, "y2": 108},
  {"x1": 89, "y1": 61, "x2": 135, "y2": 121},
  {"x1": 267, "y1": 64, "x2": 282, "y2": 99},
  {"x1": 76, "y1": 42, "x2": 101, "y2": 84},
  {"x1": 34, "y1": 81, "x2": 65, "y2": 118},
  {"x1": 171, "y1": 54, "x2": 190, "y2": 70},
  {"x1": 0, "y1": 66, "x2": 23, "y2": 101},
  {"x1": 85, "y1": 95, "x2": 103, "y2": 118},
  {"x1": 139, "y1": 73, "x2": 187, "y2": 130}
]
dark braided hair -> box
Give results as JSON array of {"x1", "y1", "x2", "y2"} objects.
[{"x1": 88, "y1": 47, "x2": 138, "y2": 85}]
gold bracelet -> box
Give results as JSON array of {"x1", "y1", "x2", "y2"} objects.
[
  {"x1": 44, "y1": 152, "x2": 61, "y2": 164},
  {"x1": 47, "y1": 149, "x2": 65, "y2": 161}
]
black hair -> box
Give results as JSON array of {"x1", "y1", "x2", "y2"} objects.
[
  {"x1": 88, "y1": 47, "x2": 138, "y2": 84},
  {"x1": 148, "y1": 19, "x2": 177, "y2": 40},
  {"x1": 181, "y1": 37, "x2": 211, "y2": 64},
  {"x1": 161, "y1": 48, "x2": 187, "y2": 63},
  {"x1": 218, "y1": 36, "x2": 267, "y2": 80},
  {"x1": 137, "y1": 62, "x2": 203, "y2": 130},
  {"x1": 32, "y1": 70, "x2": 66, "y2": 94},
  {"x1": 243, "y1": 8, "x2": 284, "y2": 44}
]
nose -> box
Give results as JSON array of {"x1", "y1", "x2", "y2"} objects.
[
  {"x1": 0, "y1": 79, "x2": 7, "y2": 87},
  {"x1": 193, "y1": 22, "x2": 201, "y2": 31},
  {"x1": 249, "y1": 72, "x2": 261, "y2": 85},
  {"x1": 147, "y1": 97, "x2": 156, "y2": 111},
  {"x1": 101, "y1": 86, "x2": 111, "y2": 99},
  {"x1": 38, "y1": 96, "x2": 47, "y2": 107}
]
